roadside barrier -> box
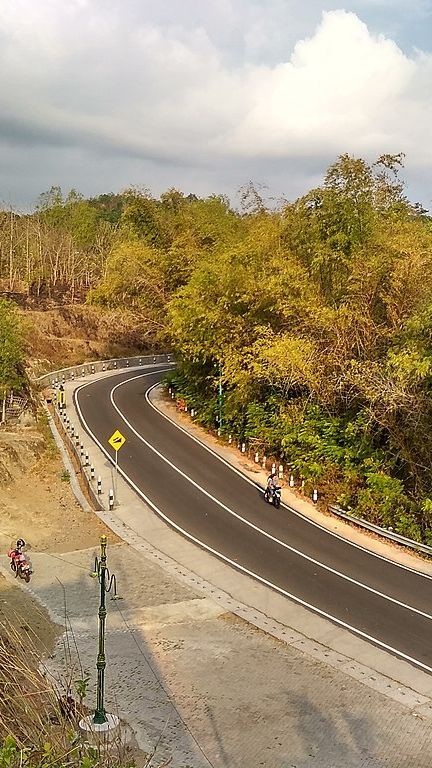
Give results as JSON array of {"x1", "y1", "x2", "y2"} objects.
[
  {"x1": 37, "y1": 353, "x2": 174, "y2": 389},
  {"x1": 51, "y1": 405, "x2": 103, "y2": 512},
  {"x1": 329, "y1": 504, "x2": 432, "y2": 556}
]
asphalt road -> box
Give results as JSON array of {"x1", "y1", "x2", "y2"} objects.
[{"x1": 75, "y1": 367, "x2": 432, "y2": 672}]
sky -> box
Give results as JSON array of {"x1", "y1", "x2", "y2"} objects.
[{"x1": 1, "y1": 0, "x2": 432, "y2": 210}]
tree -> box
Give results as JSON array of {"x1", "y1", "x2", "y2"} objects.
[{"x1": 0, "y1": 300, "x2": 26, "y2": 392}]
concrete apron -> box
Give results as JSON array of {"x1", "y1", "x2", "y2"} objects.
[{"x1": 58, "y1": 368, "x2": 432, "y2": 715}]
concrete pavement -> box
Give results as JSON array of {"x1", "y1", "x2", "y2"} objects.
[{"x1": 2, "y1": 542, "x2": 432, "y2": 767}]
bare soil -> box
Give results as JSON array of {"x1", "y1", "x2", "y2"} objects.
[{"x1": 0, "y1": 425, "x2": 118, "y2": 653}]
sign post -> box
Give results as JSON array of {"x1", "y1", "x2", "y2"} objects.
[{"x1": 107, "y1": 429, "x2": 126, "y2": 502}]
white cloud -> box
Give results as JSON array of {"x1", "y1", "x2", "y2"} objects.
[{"x1": 0, "y1": 1, "x2": 432, "y2": 203}]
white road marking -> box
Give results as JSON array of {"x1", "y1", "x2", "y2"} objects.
[
  {"x1": 109, "y1": 374, "x2": 432, "y2": 621},
  {"x1": 145, "y1": 382, "x2": 432, "y2": 582},
  {"x1": 73, "y1": 371, "x2": 432, "y2": 675}
]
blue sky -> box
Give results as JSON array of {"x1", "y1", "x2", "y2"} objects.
[{"x1": 1, "y1": 0, "x2": 431, "y2": 209}]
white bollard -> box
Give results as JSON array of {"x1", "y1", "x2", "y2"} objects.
[
  {"x1": 171, "y1": 392, "x2": 175, "y2": 399},
  {"x1": 82, "y1": 369, "x2": 85, "y2": 377},
  {"x1": 289, "y1": 474, "x2": 295, "y2": 487},
  {"x1": 91, "y1": 365, "x2": 95, "y2": 374},
  {"x1": 191, "y1": 408, "x2": 195, "y2": 418},
  {"x1": 80, "y1": 442, "x2": 85, "y2": 457},
  {"x1": 114, "y1": 362, "x2": 117, "y2": 368},
  {"x1": 271, "y1": 462, "x2": 276, "y2": 475},
  {"x1": 301, "y1": 480, "x2": 305, "y2": 493},
  {"x1": 90, "y1": 464, "x2": 95, "y2": 480},
  {"x1": 66, "y1": 417, "x2": 70, "y2": 429},
  {"x1": 312, "y1": 488, "x2": 318, "y2": 503},
  {"x1": 84, "y1": 451, "x2": 89, "y2": 466},
  {"x1": 185, "y1": 404, "x2": 188, "y2": 412},
  {"x1": 255, "y1": 452, "x2": 259, "y2": 463},
  {"x1": 109, "y1": 489, "x2": 114, "y2": 510},
  {"x1": 153, "y1": 356, "x2": 156, "y2": 363},
  {"x1": 97, "y1": 476, "x2": 102, "y2": 495},
  {"x1": 102, "y1": 363, "x2": 106, "y2": 371},
  {"x1": 278, "y1": 464, "x2": 284, "y2": 479},
  {"x1": 228, "y1": 434, "x2": 232, "y2": 444},
  {"x1": 75, "y1": 434, "x2": 80, "y2": 446},
  {"x1": 217, "y1": 428, "x2": 221, "y2": 436},
  {"x1": 139, "y1": 359, "x2": 143, "y2": 365},
  {"x1": 126, "y1": 359, "x2": 129, "y2": 367},
  {"x1": 262, "y1": 455, "x2": 267, "y2": 468},
  {"x1": 71, "y1": 372, "x2": 74, "y2": 380},
  {"x1": 70, "y1": 425, "x2": 74, "y2": 437},
  {"x1": 241, "y1": 443, "x2": 246, "y2": 453}
]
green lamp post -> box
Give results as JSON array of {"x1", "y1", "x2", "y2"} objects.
[{"x1": 90, "y1": 535, "x2": 120, "y2": 725}]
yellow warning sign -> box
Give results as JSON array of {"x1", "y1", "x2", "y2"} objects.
[{"x1": 108, "y1": 429, "x2": 126, "y2": 452}]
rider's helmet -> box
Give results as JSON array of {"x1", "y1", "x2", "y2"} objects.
[{"x1": 16, "y1": 539, "x2": 25, "y2": 549}]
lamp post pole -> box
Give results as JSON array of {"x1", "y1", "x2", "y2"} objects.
[
  {"x1": 90, "y1": 535, "x2": 120, "y2": 725},
  {"x1": 94, "y1": 535, "x2": 108, "y2": 724},
  {"x1": 218, "y1": 362, "x2": 223, "y2": 431}
]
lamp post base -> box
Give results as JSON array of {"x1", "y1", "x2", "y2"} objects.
[{"x1": 79, "y1": 713, "x2": 120, "y2": 745}]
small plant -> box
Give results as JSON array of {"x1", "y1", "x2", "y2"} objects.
[
  {"x1": 74, "y1": 671, "x2": 90, "y2": 706},
  {"x1": 60, "y1": 469, "x2": 70, "y2": 482}
]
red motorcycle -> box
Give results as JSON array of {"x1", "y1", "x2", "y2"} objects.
[{"x1": 7, "y1": 539, "x2": 33, "y2": 583}]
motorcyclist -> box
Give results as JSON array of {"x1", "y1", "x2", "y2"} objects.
[
  {"x1": 7, "y1": 539, "x2": 27, "y2": 570},
  {"x1": 266, "y1": 473, "x2": 280, "y2": 499}
]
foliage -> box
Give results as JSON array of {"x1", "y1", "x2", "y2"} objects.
[
  {"x1": 0, "y1": 300, "x2": 26, "y2": 392},
  {"x1": 2, "y1": 153, "x2": 432, "y2": 538},
  {"x1": 166, "y1": 154, "x2": 432, "y2": 541}
]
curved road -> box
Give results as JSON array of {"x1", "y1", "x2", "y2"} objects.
[{"x1": 75, "y1": 367, "x2": 432, "y2": 672}]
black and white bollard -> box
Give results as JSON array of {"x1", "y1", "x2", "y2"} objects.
[
  {"x1": 289, "y1": 474, "x2": 295, "y2": 487},
  {"x1": 66, "y1": 417, "x2": 70, "y2": 429},
  {"x1": 70, "y1": 424, "x2": 74, "y2": 437},
  {"x1": 84, "y1": 450, "x2": 89, "y2": 466},
  {"x1": 82, "y1": 368, "x2": 85, "y2": 377},
  {"x1": 271, "y1": 462, "x2": 276, "y2": 475},
  {"x1": 80, "y1": 442, "x2": 85, "y2": 457},
  {"x1": 191, "y1": 408, "x2": 195, "y2": 418},
  {"x1": 255, "y1": 452, "x2": 259, "y2": 463},
  {"x1": 241, "y1": 443, "x2": 246, "y2": 453},
  {"x1": 312, "y1": 488, "x2": 318, "y2": 503},
  {"x1": 262, "y1": 455, "x2": 267, "y2": 469},
  {"x1": 97, "y1": 476, "x2": 102, "y2": 495},
  {"x1": 90, "y1": 464, "x2": 95, "y2": 480},
  {"x1": 278, "y1": 464, "x2": 284, "y2": 480},
  {"x1": 75, "y1": 434, "x2": 80, "y2": 446},
  {"x1": 108, "y1": 489, "x2": 114, "y2": 510},
  {"x1": 301, "y1": 479, "x2": 305, "y2": 493},
  {"x1": 228, "y1": 434, "x2": 232, "y2": 445}
]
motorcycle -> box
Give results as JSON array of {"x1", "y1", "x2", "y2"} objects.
[
  {"x1": 264, "y1": 485, "x2": 282, "y2": 509},
  {"x1": 7, "y1": 540, "x2": 33, "y2": 583}
]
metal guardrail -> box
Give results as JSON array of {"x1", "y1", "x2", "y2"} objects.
[
  {"x1": 36, "y1": 353, "x2": 174, "y2": 388},
  {"x1": 329, "y1": 504, "x2": 432, "y2": 556}
]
